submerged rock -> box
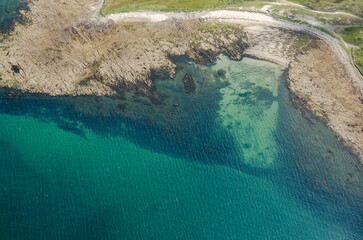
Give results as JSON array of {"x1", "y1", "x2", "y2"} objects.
[
  {"x1": 4, "y1": 90, "x2": 17, "y2": 100},
  {"x1": 216, "y1": 69, "x2": 226, "y2": 79},
  {"x1": 182, "y1": 73, "x2": 196, "y2": 94}
]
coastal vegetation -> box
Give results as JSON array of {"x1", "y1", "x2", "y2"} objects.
[
  {"x1": 101, "y1": 0, "x2": 267, "y2": 14},
  {"x1": 101, "y1": 0, "x2": 362, "y2": 16},
  {"x1": 341, "y1": 27, "x2": 363, "y2": 72},
  {"x1": 290, "y1": 0, "x2": 363, "y2": 17},
  {"x1": 270, "y1": 5, "x2": 362, "y2": 25}
]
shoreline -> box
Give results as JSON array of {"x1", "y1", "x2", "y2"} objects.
[
  {"x1": 98, "y1": 7, "x2": 363, "y2": 162},
  {"x1": 101, "y1": 9, "x2": 362, "y2": 96},
  {"x1": 1, "y1": 0, "x2": 362, "y2": 163}
]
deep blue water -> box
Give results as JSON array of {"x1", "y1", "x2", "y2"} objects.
[{"x1": 0, "y1": 56, "x2": 362, "y2": 239}]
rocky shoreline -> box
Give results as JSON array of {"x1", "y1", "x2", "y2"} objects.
[{"x1": 0, "y1": 0, "x2": 362, "y2": 162}]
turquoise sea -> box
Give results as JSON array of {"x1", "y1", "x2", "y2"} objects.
[{"x1": 0, "y1": 55, "x2": 362, "y2": 239}]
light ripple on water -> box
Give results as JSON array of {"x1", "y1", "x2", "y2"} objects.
[{"x1": 0, "y1": 56, "x2": 362, "y2": 239}]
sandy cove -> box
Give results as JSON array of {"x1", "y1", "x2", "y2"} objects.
[{"x1": 0, "y1": 0, "x2": 362, "y2": 162}]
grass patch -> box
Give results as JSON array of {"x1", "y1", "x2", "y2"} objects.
[
  {"x1": 315, "y1": 26, "x2": 337, "y2": 38},
  {"x1": 341, "y1": 26, "x2": 363, "y2": 45},
  {"x1": 353, "y1": 48, "x2": 363, "y2": 73},
  {"x1": 288, "y1": 0, "x2": 363, "y2": 17},
  {"x1": 273, "y1": 5, "x2": 361, "y2": 23},
  {"x1": 101, "y1": 0, "x2": 363, "y2": 17},
  {"x1": 101, "y1": 0, "x2": 271, "y2": 14},
  {"x1": 341, "y1": 27, "x2": 363, "y2": 73}
]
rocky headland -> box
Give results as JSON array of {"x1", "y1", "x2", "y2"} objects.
[{"x1": 0, "y1": 0, "x2": 362, "y2": 163}]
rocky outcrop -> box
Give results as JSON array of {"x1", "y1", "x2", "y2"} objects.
[
  {"x1": 188, "y1": 24, "x2": 249, "y2": 64},
  {"x1": 287, "y1": 40, "x2": 363, "y2": 162}
]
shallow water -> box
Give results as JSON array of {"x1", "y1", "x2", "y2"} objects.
[
  {"x1": 0, "y1": 56, "x2": 362, "y2": 239},
  {"x1": 0, "y1": 0, "x2": 27, "y2": 33}
]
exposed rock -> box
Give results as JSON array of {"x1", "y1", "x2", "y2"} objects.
[
  {"x1": 287, "y1": 40, "x2": 363, "y2": 162},
  {"x1": 188, "y1": 24, "x2": 249, "y2": 64},
  {"x1": 150, "y1": 66, "x2": 174, "y2": 81},
  {"x1": 11, "y1": 65, "x2": 20, "y2": 74}
]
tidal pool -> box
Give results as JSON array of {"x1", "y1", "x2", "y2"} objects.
[{"x1": 0, "y1": 56, "x2": 362, "y2": 239}]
